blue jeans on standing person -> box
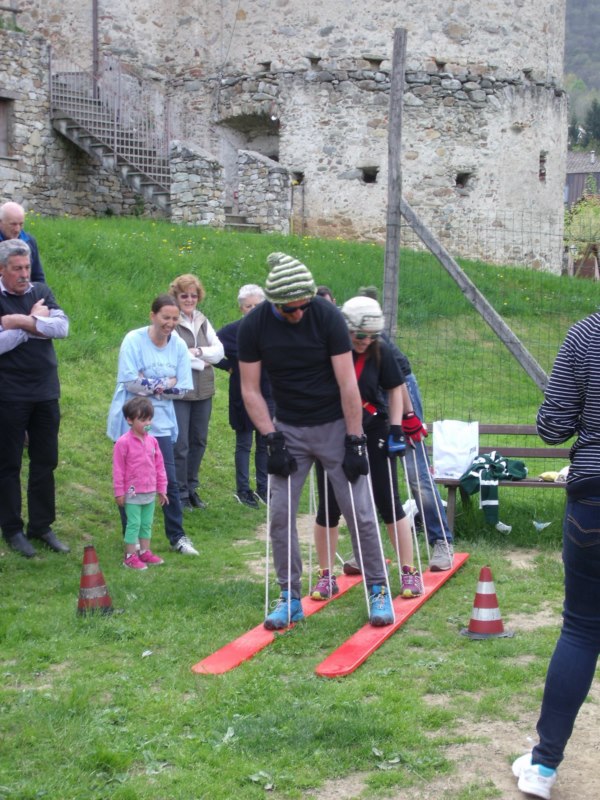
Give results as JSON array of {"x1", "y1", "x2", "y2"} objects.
[
  {"x1": 118, "y1": 435, "x2": 185, "y2": 547},
  {"x1": 403, "y1": 372, "x2": 453, "y2": 544},
  {"x1": 235, "y1": 428, "x2": 268, "y2": 496},
  {"x1": 532, "y1": 494, "x2": 600, "y2": 770}
]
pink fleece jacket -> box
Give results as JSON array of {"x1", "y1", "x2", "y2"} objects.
[{"x1": 112, "y1": 429, "x2": 168, "y2": 498}]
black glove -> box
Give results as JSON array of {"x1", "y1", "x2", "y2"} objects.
[
  {"x1": 401, "y1": 412, "x2": 428, "y2": 444},
  {"x1": 266, "y1": 432, "x2": 297, "y2": 478},
  {"x1": 386, "y1": 424, "x2": 406, "y2": 458},
  {"x1": 342, "y1": 434, "x2": 369, "y2": 483}
]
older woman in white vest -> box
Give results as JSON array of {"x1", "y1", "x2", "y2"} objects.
[{"x1": 169, "y1": 274, "x2": 224, "y2": 510}]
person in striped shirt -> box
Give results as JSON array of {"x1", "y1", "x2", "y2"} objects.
[{"x1": 512, "y1": 311, "x2": 600, "y2": 800}]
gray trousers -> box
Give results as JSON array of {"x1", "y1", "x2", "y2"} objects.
[{"x1": 271, "y1": 418, "x2": 387, "y2": 597}]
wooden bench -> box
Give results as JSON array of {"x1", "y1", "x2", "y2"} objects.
[{"x1": 427, "y1": 423, "x2": 571, "y2": 530}]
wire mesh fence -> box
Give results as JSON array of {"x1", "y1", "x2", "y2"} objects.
[{"x1": 396, "y1": 207, "x2": 600, "y2": 443}]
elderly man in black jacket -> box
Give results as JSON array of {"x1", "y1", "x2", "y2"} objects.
[{"x1": 0, "y1": 239, "x2": 69, "y2": 557}]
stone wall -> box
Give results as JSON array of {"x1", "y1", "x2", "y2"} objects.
[
  {"x1": 169, "y1": 141, "x2": 225, "y2": 226},
  {"x1": 237, "y1": 150, "x2": 290, "y2": 234}
]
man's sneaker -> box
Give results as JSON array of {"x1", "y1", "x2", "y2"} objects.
[
  {"x1": 369, "y1": 584, "x2": 394, "y2": 626},
  {"x1": 234, "y1": 490, "x2": 259, "y2": 509},
  {"x1": 138, "y1": 549, "x2": 165, "y2": 565},
  {"x1": 343, "y1": 556, "x2": 362, "y2": 575},
  {"x1": 512, "y1": 753, "x2": 557, "y2": 800},
  {"x1": 430, "y1": 540, "x2": 454, "y2": 572},
  {"x1": 172, "y1": 536, "x2": 199, "y2": 556},
  {"x1": 311, "y1": 569, "x2": 339, "y2": 600},
  {"x1": 401, "y1": 565, "x2": 424, "y2": 598},
  {"x1": 123, "y1": 552, "x2": 147, "y2": 570},
  {"x1": 264, "y1": 591, "x2": 304, "y2": 630},
  {"x1": 253, "y1": 489, "x2": 268, "y2": 505}
]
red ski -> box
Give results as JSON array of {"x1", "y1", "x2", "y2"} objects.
[
  {"x1": 315, "y1": 551, "x2": 469, "y2": 678},
  {"x1": 191, "y1": 573, "x2": 363, "y2": 674}
]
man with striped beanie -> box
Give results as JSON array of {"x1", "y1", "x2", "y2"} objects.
[{"x1": 238, "y1": 252, "x2": 393, "y2": 630}]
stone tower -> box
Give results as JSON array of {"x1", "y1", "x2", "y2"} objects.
[{"x1": 12, "y1": 0, "x2": 568, "y2": 266}]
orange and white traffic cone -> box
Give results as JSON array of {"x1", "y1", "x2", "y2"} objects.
[
  {"x1": 461, "y1": 565, "x2": 513, "y2": 639},
  {"x1": 77, "y1": 545, "x2": 113, "y2": 615}
]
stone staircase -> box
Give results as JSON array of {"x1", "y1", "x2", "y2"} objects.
[
  {"x1": 224, "y1": 210, "x2": 261, "y2": 233},
  {"x1": 50, "y1": 71, "x2": 171, "y2": 212}
]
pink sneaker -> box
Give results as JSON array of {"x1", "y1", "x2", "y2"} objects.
[
  {"x1": 123, "y1": 552, "x2": 147, "y2": 570},
  {"x1": 138, "y1": 549, "x2": 164, "y2": 565}
]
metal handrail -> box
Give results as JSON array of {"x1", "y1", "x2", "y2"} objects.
[{"x1": 50, "y1": 51, "x2": 171, "y2": 189}]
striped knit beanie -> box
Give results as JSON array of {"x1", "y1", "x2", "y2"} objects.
[{"x1": 264, "y1": 252, "x2": 316, "y2": 304}]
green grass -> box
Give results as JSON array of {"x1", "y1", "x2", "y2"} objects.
[{"x1": 0, "y1": 217, "x2": 588, "y2": 799}]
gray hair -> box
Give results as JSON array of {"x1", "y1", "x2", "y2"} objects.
[
  {"x1": 237, "y1": 283, "x2": 265, "y2": 304},
  {"x1": 0, "y1": 239, "x2": 31, "y2": 267}
]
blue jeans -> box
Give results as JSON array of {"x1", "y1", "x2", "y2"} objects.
[
  {"x1": 404, "y1": 373, "x2": 453, "y2": 544},
  {"x1": 235, "y1": 429, "x2": 268, "y2": 495},
  {"x1": 533, "y1": 495, "x2": 600, "y2": 769}
]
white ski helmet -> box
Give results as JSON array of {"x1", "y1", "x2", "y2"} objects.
[{"x1": 340, "y1": 296, "x2": 384, "y2": 334}]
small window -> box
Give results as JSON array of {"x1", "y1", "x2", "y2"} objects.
[
  {"x1": 258, "y1": 60, "x2": 272, "y2": 71},
  {"x1": 360, "y1": 166, "x2": 379, "y2": 184},
  {"x1": 456, "y1": 172, "x2": 472, "y2": 189},
  {"x1": 539, "y1": 151, "x2": 547, "y2": 182},
  {"x1": 0, "y1": 98, "x2": 12, "y2": 157},
  {"x1": 292, "y1": 171, "x2": 305, "y2": 185}
]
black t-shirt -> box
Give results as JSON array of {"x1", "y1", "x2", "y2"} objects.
[
  {"x1": 238, "y1": 296, "x2": 351, "y2": 425},
  {"x1": 354, "y1": 340, "x2": 404, "y2": 428}
]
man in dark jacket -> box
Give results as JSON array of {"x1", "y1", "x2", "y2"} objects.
[
  {"x1": 0, "y1": 201, "x2": 45, "y2": 283},
  {"x1": 0, "y1": 239, "x2": 69, "y2": 557}
]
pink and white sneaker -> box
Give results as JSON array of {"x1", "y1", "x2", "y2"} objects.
[
  {"x1": 123, "y1": 552, "x2": 147, "y2": 570},
  {"x1": 138, "y1": 549, "x2": 165, "y2": 565}
]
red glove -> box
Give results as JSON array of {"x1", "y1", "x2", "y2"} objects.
[{"x1": 401, "y1": 412, "x2": 428, "y2": 444}]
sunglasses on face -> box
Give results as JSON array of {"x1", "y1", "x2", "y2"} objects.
[
  {"x1": 179, "y1": 293, "x2": 198, "y2": 300},
  {"x1": 278, "y1": 300, "x2": 312, "y2": 313},
  {"x1": 353, "y1": 331, "x2": 379, "y2": 341}
]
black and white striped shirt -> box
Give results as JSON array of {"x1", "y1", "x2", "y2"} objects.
[{"x1": 537, "y1": 311, "x2": 600, "y2": 484}]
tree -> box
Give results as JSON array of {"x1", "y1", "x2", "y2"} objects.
[{"x1": 584, "y1": 99, "x2": 600, "y2": 143}]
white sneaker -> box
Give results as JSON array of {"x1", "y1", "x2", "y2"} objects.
[
  {"x1": 173, "y1": 536, "x2": 199, "y2": 556},
  {"x1": 429, "y1": 540, "x2": 454, "y2": 571},
  {"x1": 512, "y1": 753, "x2": 557, "y2": 800}
]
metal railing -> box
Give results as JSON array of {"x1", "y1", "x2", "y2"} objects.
[{"x1": 49, "y1": 49, "x2": 171, "y2": 189}]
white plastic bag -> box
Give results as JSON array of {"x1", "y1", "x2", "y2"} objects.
[{"x1": 432, "y1": 420, "x2": 479, "y2": 479}]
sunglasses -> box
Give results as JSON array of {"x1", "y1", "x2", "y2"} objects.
[
  {"x1": 278, "y1": 300, "x2": 312, "y2": 313},
  {"x1": 179, "y1": 293, "x2": 198, "y2": 300},
  {"x1": 353, "y1": 331, "x2": 380, "y2": 341}
]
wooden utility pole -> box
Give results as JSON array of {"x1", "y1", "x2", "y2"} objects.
[{"x1": 382, "y1": 28, "x2": 407, "y2": 340}]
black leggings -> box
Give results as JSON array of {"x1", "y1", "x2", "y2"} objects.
[{"x1": 315, "y1": 418, "x2": 405, "y2": 527}]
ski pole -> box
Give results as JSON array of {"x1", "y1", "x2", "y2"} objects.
[{"x1": 264, "y1": 473, "x2": 272, "y2": 618}]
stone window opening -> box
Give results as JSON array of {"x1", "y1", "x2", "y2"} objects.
[
  {"x1": 539, "y1": 151, "x2": 547, "y2": 182},
  {"x1": 0, "y1": 97, "x2": 13, "y2": 158},
  {"x1": 292, "y1": 171, "x2": 305, "y2": 185},
  {"x1": 258, "y1": 60, "x2": 272, "y2": 72},
  {"x1": 455, "y1": 171, "x2": 473, "y2": 189},
  {"x1": 360, "y1": 166, "x2": 379, "y2": 184}
]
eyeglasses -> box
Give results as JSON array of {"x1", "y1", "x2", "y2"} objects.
[
  {"x1": 353, "y1": 332, "x2": 380, "y2": 341},
  {"x1": 179, "y1": 293, "x2": 198, "y2": 300},
  {"x1": 278, "y1": 300, "x2": 312, "y2": 314}
]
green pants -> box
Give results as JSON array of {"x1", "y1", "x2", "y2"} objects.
[{"x1": 124, "y1": 500, "x2": 156, "y2": 545}]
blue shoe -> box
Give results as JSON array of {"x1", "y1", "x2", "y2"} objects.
[
  {"x1": 264, "y1": 591, "x2": 304, "y2": 630},
  {"x1": 369, "y1": 584, "x2": 394, "y2": 626}
]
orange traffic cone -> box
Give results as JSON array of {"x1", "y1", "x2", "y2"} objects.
[
  {"x1": 461, "y1": 565, "x2": 513, "y2": 639},
  {"x1": 77, "y1": 545, "x2": 113, "y2": 615}
]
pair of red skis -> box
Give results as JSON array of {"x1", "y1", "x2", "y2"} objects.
[{"x1": 192, "y1": 552, "x2": 469, "y2": 678}]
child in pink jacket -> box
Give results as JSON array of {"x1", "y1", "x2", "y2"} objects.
[{"x1": 113, "y1": 397, "x2": 168, "y2": 569}]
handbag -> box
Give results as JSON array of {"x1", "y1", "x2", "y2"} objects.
[{"x1": 432, "y1": 420, "x2": 479, "y2": 479}]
